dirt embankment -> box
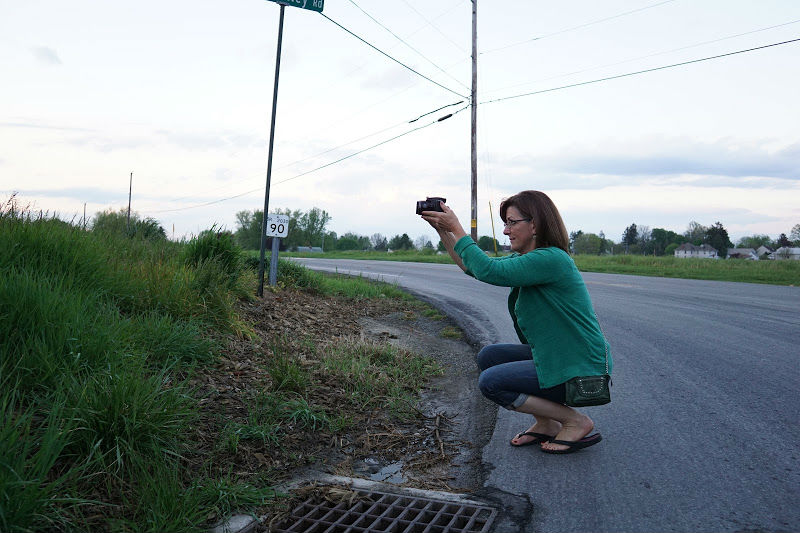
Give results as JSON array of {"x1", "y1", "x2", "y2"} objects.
[{"x1": 190, "y1": 287, "x2": 496, "y2": 520}]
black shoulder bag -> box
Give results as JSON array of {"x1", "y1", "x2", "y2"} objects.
[{"x1": 564, "y1": 317, "x2": 612, "y2": 407}]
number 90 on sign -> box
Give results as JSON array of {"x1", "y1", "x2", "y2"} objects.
[{"x1": 265, "y1": 214, "x2": 289, "y2": 238}]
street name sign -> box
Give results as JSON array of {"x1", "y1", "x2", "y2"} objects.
[{"x1": 265, "y1": 0, "x2": 324, "y2": 13}]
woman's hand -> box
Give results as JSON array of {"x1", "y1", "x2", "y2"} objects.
[{"x1": 420, "y1": 202, "x2": 468, "y2": 239}]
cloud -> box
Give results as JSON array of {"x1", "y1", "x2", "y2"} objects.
[
  {"x1": 0, "y1": 121, "x2": 94, "y2": 132},
  {"x1": 526, "y1": 138, "x2": 800, "y2": 182},
  {"x1": 31, "y1": 46, "x2": 62, "y2": 66}
]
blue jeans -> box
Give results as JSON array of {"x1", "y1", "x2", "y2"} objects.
[{"x1": 477, "y1": 343, "x2": 566, "y2": 410}]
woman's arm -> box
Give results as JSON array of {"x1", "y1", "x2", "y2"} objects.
[{"x1": 436, "y1": 228, "x2": 468, "y2": 272}]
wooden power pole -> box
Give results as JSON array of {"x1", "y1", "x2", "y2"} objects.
[{"x1": 470, "y1": 0, "x2": 478, "y2": 241}]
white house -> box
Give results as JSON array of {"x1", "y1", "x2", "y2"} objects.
[
  {"x1": 769, "y1": 247, "x2": 800, "y2": 260},
  {"x1": 756, "y1": 245, "x2": 774, "y2": 258},
  {"x1": 727, "y1": 248, "x2": 758, "y2": 260},
  {"x1": 674, "y1": 243, "x2": 719, "y2": 259}
]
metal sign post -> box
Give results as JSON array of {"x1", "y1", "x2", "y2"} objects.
[{"x1": 257, "y1": 0, "x2": 324, "y2": 297}]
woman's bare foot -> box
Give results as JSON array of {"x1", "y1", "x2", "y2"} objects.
[
  {"x1": 510, "y1": 421, "x2": 562, "y2": 446},
  {"x1": 540, "y1": 414, "x2": 594, "y2": 452}
]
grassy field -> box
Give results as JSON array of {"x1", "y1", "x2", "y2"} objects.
[
  {"x1": 0, "y1": 206, "x2": 439, "y2": 532},
  {"x1": 279, "y1": 249, "x2": 800, "y2": 286},
  {"x1": 573, "y1": 254, "x2": 799, "y2": 285}
]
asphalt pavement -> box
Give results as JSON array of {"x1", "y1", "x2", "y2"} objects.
[{"x1": 291, "y1": 258, "x2": 800, "y2": 533}]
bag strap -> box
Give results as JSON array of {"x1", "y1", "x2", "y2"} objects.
[{"x1": 595, "y1": 312, "x2": 610, "y2": 377}]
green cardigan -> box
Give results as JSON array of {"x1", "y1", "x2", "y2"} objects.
[{"x1": 454, "y1": 235, "x2": 611, "y2": 388}]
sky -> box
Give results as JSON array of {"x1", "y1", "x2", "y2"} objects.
[{"x1": 2, "y1": 0, "x2": 799, "y2": 247}]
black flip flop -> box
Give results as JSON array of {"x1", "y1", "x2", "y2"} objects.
[
  {"x1": 510, "y1": 431, "x2": 556, "y2": 447},
  {"x1": 540, "y1": 433, "x2": 602, "y2": 454}
]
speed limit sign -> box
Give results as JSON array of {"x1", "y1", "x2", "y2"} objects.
[{"x1": 265, "y1": 214, "x2": 289, "y2": 238}]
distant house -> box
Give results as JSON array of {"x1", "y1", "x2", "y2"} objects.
[
  {"x1": 756, "y1": 245, "x2": 774, "y2": 258},
  {"x1": 296, "y1": 246, "x2": 323, "y2": 253},
  {"x1": 727, "y1": 248, "x2": 758, "y2": 260},
  {"x1": 769, "y1": 247, "x2": 800, "y2": 260},
  {"x1": 674, "y1": 243, "x2": 719, "y2": 259}
]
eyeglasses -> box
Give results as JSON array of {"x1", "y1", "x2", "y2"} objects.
[{"x1": 503, "y1": 217, "x2": 531, "y2": 228}]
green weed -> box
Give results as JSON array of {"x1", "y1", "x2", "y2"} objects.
[{"x1": 440, "y1": 326, "x2": 462, "y2": 339}]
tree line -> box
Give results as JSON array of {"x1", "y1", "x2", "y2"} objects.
[
  {"x1": 233, "y1": 208, "x2": 502, "y2": 253},
  {"x1": 234, "y1": 208, "x2": 799, "y2": 258},
  {"x1": 570, "y1": 222, "x2": 800, "y2": 258}
]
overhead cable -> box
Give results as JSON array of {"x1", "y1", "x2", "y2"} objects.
[
  {"x1": 274, "y1": 105, "x2": 468, "y2": 185},
  {"x1": 482, "y1": 18, "x2": 800, "y2": 96},
  {"x1": 149, "y1": 106, "x2": 468, "y2": 213},
  {"x1": 320, "y1": 13, "x2": 467, "y2": 99},
  {"x1": 400, "y1": 0, "x2": 468, "y2": 53},
  {"x1": 347, "y1": 0, "x2": 469, "y2": 91},
  {"x1": 481, "y1": 37, "x2": 800, "y2": 105},
  {"x1": 481, "y1": 0, "x2": 677, "y2": 55}
]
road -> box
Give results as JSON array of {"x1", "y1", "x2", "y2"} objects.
[{"x1": 291, "y1": 258, "x2": 800, "y2": 533}]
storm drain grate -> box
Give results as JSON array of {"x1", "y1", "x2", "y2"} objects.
[{"x1": 272, "y1": 489, "x2": 497, "y2": 533}]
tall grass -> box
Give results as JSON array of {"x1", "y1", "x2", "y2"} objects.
[{"x1": 0, "y1": 203, "x2": 263, "y2": 531}]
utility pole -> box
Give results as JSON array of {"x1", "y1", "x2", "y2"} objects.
[
  {"x1": 127, "y1": 171, "x2": 132, "y2": 233},
  {"x1": 470, "y1": 0, "x2": 478, "y2": 242}
]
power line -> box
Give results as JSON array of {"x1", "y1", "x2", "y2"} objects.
[
  {"x1": 481, "y1": 0, "x2": 677, "y2": 55},
  {"x1": 400, "y1": 0, "x2": 468, "y2": 53},
  {"x1": 346, "y1": 0, "x2": 469, "y2": 91},
  {"x1": 274, "y1": 106, "x2": 468, "y2": 185},
  {"x1": 149, "y1": 106, "x2": 468, "y2": 214},
  {"x1": 155, "y1": 100, "x2": 465, "y2": 206},
  {"x1": 482, "y1": 18, "x2": 800, "y2": 97},
  {"x1": 320, "y1": 13, "x2": 467, "y2": 99},
  {"x1": 481, "y1": 37, "x2": 800, "y2": 105}
]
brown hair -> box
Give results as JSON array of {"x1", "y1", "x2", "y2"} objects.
[{"x1": 499, "y1": 190, "x2": 569, "y2": 252}]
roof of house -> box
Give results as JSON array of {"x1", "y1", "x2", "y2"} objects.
[{"x1": 676, "y1": 243, "x2": 718, "y2": 253}]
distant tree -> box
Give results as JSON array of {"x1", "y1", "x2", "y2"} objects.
[
  {"x1": 295, "y1": 207, "x2": 331, "y2": 248},
  {"x1": 622, "y1": 224, "x2": 638, "y2": 247},
  {"x1": 665, "y1": 243, "x2": 679, "y2": 256},
  {"x1": 234, "y1": 209, "x2": 262, "y2": 250},
  {"x1": 388, "y1": 233, "x2": 413, "y2": 250},
  {"x1": 437, "y1": 240, "x2": 446, "y2": 252},
  {"x1": 704, "y1": 221, "x2": 732, "y2": 258},
  {"x1": 92, "y1": 208, "x2": 166, "y2": 241},
  {"x1": 790, "y1": 224, "x2": 800, "y2": 245},
  {"x1": 736, "y1": 234, "x2": 772, "y2": 249},
  {"x1": 776, "y1": 233, "x2": 792, "y2": 248},
  {"x1": 651, "y1": 228, "x2": 683, "y2": 256},
  {"x1": 370, "y1": 233, "x2": 388, "y2": 251},
  {"x1": 573, "y1": 233, "x2": 603, "y2": 255},
  {"x1": 569, "y1": 230, "x2": 584, "y2": 252},
  {"x1": 684, "y1": 221, "x2": 707, "y2": 245},
  {"x1": 638, "y1": 225, "x2": 653, "y2": 255},
  {"x1": 322, "y1": 230, "x2": 337, "y2": 251},
  {"x1": 477, "y1": 235, "x2": 499, "y2": 252},
  {"x1": 597, "y1": 231, "x2": 610, "y2": 255},
  {"x1": 414, "y1": 235, "x2": 433, "y2": 250},
  {"x1": 336, "y1": 232, "x2": 362, "y2": 251}
]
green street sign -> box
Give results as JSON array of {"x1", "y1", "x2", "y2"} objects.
[{"x1": 266, "y1": 0, "x2": 323, "y2": 13}]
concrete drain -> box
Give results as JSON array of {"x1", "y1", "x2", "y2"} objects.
[{"x1": 272, "y1": 488, "x2": 497, "y2": 533}]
